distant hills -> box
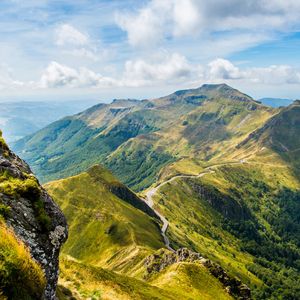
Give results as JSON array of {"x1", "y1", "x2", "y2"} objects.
[
  {"x1": 259, "y1": 97, "x2": 293, "y2": 108},
  {"x1": 12, "y1": 84, "x2": 274, "y2": 189},
  {"x1": 0, "y1": 100, "x2": 100, "y2": 143},
  {"x1": 10, "y1": 84, "x2": 300, "y2": 299}
]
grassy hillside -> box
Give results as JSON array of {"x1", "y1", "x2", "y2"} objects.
[
  {"x1": 45, "y1": 165, "x2": 164, "y2": 276},
  {"x1": 57, "y1": 256, "x2": 180, "y2": 300},
  {"x1": 14, "y1": 84, "x2": 274, "y2": 191},
  {"x1": 147, "y1": 160, "x2": 300, "y2": 299},
  {"x1": 47, "y1": 165, "x2": 241, "y2": 300},
  {"x1": 148, "y1": 262, "x2": 232, "y2": 300}
]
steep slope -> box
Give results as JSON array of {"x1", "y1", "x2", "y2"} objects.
[
  {"x1": 13, "y1": 84, "x2": 274, "y2": 191},
  {"x1": 0, "y1": 218, "x2": 46, "y2": 299},
  {"x1": 238, "y1": 100, "x2": 300, "y2": 177},
  {"x1": 0, "y1": 130, "x2": 67, "y2": 299},
  {"x1": 144, "y1": 142, "x2": 300, "y2": 298},
  {"x1": 45, "y1": 165, "x2": 165, "y2": 275},
  {"x1": 45, "y1": 165, "x2": 246, "y2": 300}
]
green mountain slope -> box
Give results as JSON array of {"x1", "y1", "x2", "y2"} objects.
[
  {"x1": 46, "y1": 165, "x2": 238, "y2": 300},
  {"x1": 45, "y1": 165, "x2": 164, "y2": 275},
  {"x1": 238, "y1": 100, "x2": 300, "y2": 178},
  {"x1": 11, "y1": 86, "x2": 300, "y2": 299},
  {"x1": 143, "y1": 105, "x2": 300, "y2": 300},
  {"x1": 13, "y1": 84, "x2": 274, "y2": 191}
]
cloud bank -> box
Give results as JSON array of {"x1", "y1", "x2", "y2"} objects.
[{"x1": 37, "y1": 55, "x2": 300, "y2": 90}]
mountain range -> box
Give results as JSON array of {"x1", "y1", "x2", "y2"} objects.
[
  {"x1": 0, "y1": 100, "x2": 100, "y2": 143},
  {"x1": 2, "y1": 84, "x2": 300, "y2": 299}
]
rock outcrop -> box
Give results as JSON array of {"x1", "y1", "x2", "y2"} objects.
[
  {"x1": 145, "y1": 248, "x2": 251, "y2": 300},
  {"x1": 0, "y1": 131, "x2": 68, "y2": 299}
]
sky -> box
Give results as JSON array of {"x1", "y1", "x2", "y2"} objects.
[{"x1": 1, "y1": 0, "x2": 300, "y2": 102}]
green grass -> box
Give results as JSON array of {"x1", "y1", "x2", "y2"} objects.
[
  {"x1": 13, "y1": 84, "x2": 274, "y2": 191},
  {"x1": 0, "y1": 171, "x2": 51, "y2": 231},
  {"x1": 0, "y1": 218, "x2": 46, "y2": 299},
  {"x1": 0, "y1": 130, "x2": 9, "y2": 157},
  {"x1": 58, "y1": 255, "x2": 180, "y2": 300},
  {"x1": 151, "y1": 160, "x2": 300, "y2": 299},
  {"x1": 45, "y1": 166, "x2": 165, "y2": 277},
  {"x1": 149, "y1": 262, "x2": 233, "y2": 300}
]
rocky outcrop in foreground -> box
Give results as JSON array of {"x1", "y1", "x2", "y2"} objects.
[
  {"x1": 145, "y1": 248, "x2": 251, "y2": 300},
  {"x1": 0, "y1": 132, "x2": 68, "y2": 299}
]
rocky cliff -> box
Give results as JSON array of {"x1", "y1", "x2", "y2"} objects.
[{"x1": 0, "y1": 130, "x2": 68, "y2": 299}]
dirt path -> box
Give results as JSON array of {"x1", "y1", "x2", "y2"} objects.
[{"x1": 143, "y1": 160, "x2": 246, "y2": 252}]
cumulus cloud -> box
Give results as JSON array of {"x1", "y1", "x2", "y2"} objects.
[
  {"x1": 40, "y1": 61, "x2": 116, "y2": 88},
  {"x1": 13, "y1": 56, "x2": 300, "y2": 91},
  {"x1": 116, "y1": 0, "x2": 300, "y2": 48},
  {"x1": 55, "y1": 24, "x2": 89, "y2": 46},
  {"x1": 248, "y1": 65, "x2": 300, "y2": 84},
  {"x1": 54, "y1": 24, "x2": 107, "y2": 62},
  {"x1": 123, "y1": 53, "x2": 194, "y2": 86},
  {"x1": 115, "y1": 1, "x2": 167, "y2": 47},
  {"x1": 208, "y1": 58, "x2": 243, "y2": 80}
]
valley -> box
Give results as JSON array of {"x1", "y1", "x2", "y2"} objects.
[{"x1": 2, "y1": 84, "x2": 300, "y2": 299}]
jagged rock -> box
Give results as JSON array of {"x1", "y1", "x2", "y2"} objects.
[
  {"x1": 0, "y1": 144, "x2": 68, "y2": 299},
  {"x1": 144, "y1": 248, "x2": 251, "y2": 300}
]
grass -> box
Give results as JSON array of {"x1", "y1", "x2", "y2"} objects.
[
  {"x1": 0, "y1": 218, "x2": 46, "y2": 299},
  {"x1": 58, "y1": 255, "x2": 180, "y2": 300},
  {"x1": 45, "y1": 166, "x2": 165, "y2": 277},
  {"x1": 0, "y1": 171, "x2": 51, "y2": 231},
  {"x1": 149, "y1": 262, "x2": 233, "y2": 300},
  {"x1": 151, "y1": 158, "x2": 300, "y2": 299},
  {"x1": 0, "y1": 131, "x2": 9, "y2": 157}
]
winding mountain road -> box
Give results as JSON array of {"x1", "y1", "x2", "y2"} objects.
[{"x1": 143, "y1": 161, "x2": 246, "y2": 252}]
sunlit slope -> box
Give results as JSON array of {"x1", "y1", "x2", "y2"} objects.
[
  {"x1": 57, "y1": 256, "x2": 180, "y2": 300},
  {"x1": 13, "y1": 84, "x2": 274, "y2": 191},
  {"x1": 149, "y1": 160, "x2": 300, "y2": 299},
  {"x1": 106, "y1": 91, "x2": 273, "y2": 190},
  {"x1": 148, "y1": 262, "x2": 233, "y2": 300},
  {"x1": 47, "y1": 165, "x2": 238, "y2": 300},
  {"x1": 0, "y1": 218, "x2": 46, "y2": 299},
  {"x1": 237, "y1": 100, "x2": 300, "y2": 177},
  {"x1": 45, "y1": 165, "x2": 164, "y2": 275},
  {"x1": 57, "y1": 255, "x2": 234, "y2": 300}
]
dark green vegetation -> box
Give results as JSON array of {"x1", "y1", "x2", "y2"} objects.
[
  {"x1": 13, "y1": 84, "x2": 274, "y2": 190},
  {"x1": 152, "y1": 162, "x2": 300, "y2": 299},
  {"x1": 46, "y1": 165, "x2": 234, "y2": 299},
  {"x1": 0, "y1": 218, "x2": 46, "y2": 300},
  {"x1": 13, "y1": 84, "x2": 300, "y2": 299}
]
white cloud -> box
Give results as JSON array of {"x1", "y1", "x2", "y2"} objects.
[
  {"x1": 208, "y1": 58, "x2": 243, "y2": 80},
  {"x1": 173, "y1": 0, "x2": 200, "y2": 36},
  {"x1": 4, "y1": 56, "x2": 300, "y2": 92},
  {"x1": 115, "y1": 1, "x2": 167, "y2": 47},
  {"x1": 248, "y1": 65, "x2": 300, "y2": 84},
  {"x1": 55, "y1": 24, "x2": 89, "y2": 46},
  {"x1": 123, "y1": 53, "x2": 194, "y2": 86},
  {"x1": 116, "y1": 0, "x2": 300, "y2": 48},
  {"x1": 39, "y1": 61, "x2": 116, "y2": 88}
]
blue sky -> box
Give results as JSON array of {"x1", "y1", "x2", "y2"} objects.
[{"x1": 1, "y1": 0, "x2": 300, "y2": 102}]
